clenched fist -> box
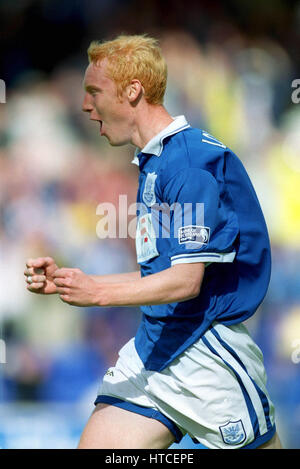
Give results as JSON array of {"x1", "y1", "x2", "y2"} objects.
[
  {"x1": 24, "y1": 257, "x2": 59, "y2": 294},
  {"x1": 53, "y1": 268, "x2": 102, "y2": 306}
]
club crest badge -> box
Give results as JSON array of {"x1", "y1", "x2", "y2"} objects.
[
  {"x1": 219, "y1": 420, "x2": 246, "y2": 446},
  {"x1": 142, "y1": 172, "x2": 157, "y2": 207}
]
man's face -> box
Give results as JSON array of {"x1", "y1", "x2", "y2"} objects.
[{"x1": 82, "y1": 60, "x2": 134, "y2": 146}]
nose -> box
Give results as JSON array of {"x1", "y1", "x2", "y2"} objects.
[{"x1": 82, "y1": 92, "x2": 93, "y2": 114}]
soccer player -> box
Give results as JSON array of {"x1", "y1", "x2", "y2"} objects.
[{"x1": 24, "y1": 35, "x2": 282, "y2": 449}]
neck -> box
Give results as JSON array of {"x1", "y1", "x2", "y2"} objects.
[{"x1": 130, "y1": 103, "x2": 174, "y2": 150}]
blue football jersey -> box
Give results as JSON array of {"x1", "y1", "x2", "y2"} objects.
[{"x1": 133, "y1": 116, "x2": 271, "y2": 371}]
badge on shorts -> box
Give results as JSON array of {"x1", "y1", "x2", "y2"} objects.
[
  {"x1": 219, "y1": 420, "x2": 246, "y2": 445},
  {"x1": 142, "y1": 172, "x2": 157, "y2": 207}
]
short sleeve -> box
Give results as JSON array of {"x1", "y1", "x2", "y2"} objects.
[{"x1": 161, "y1": 167, "x2": 239, "y2": 266}]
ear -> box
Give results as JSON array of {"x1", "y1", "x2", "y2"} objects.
[{"x1": 126, "y1": 79, "x2": 143, "y2": 103}]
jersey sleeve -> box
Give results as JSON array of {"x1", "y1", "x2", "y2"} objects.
[{"x1": 161, "y1": 167, "x2": 239, "y2": 266}]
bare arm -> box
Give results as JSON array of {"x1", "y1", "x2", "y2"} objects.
[
  {"x1": 52, "y1": 263, "x2": 205, "y2": 307},
  {"x1": 90, "y1": 271, "x2": 141, "y2": 284},
  {"x1": 24, "y1": 257, "x2": 205, "y2": 308}
]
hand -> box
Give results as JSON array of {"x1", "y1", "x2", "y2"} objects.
[
  {"x1": 24, "y1": 257, "x2": 59, "y2": 294},
  {"x1": 53, "y1": 268, "x2": 102, "y2": 307}
]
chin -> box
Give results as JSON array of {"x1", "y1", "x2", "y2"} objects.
[
  {"x1": 106, "y1": 135, "x2": 129, "y2": 147},
  {"x1": 109, "y1": 140, "x2": 123, "y2": 147}
]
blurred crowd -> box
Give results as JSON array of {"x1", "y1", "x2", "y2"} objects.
[{"x1": 0, "y1": 0, "x2": 300, "y2": 448}]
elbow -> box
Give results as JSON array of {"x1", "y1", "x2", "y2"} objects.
[
  {"x1": 170, "y1": 263, "x2": 204, "y2": 302},
  {"x1": 184, "y1": 281, "x2": 201, "y2": 300}
]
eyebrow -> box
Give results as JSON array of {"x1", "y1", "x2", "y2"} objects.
[{"x1": 84, "y1": 84, "x2": 102, "y2": 93}]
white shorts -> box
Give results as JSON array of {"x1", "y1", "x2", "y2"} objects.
[{"x1": 94, "y1": 322, "x2": 276, "y2": 449}]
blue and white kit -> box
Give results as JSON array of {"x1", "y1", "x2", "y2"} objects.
[{"x1": 95, "y1": 116, "x2": 276, "y2": 449}]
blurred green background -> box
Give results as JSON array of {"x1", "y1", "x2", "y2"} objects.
[{"x1": 0, "y1": 0, "x2": 299, "y2": 449}]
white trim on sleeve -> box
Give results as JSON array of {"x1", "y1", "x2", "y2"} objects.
[{"x1": 171, "y1": 251, "x2": 236, "y2": 265}]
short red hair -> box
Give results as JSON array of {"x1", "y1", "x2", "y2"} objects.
[{"x1": 87, "y1": 34, "x2": 167, "y2": 105}]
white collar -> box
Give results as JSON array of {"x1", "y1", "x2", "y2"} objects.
[{"x1": 131, "y1": 115, "x2": 190, "y2": 165}]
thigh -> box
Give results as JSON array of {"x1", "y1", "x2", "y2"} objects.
[
  {"x1": 77, "y1": 403, "x2": 175, "y2": 449},
  {"x1": 256, "y1": 432, "x2": 283, "y2": 449}
]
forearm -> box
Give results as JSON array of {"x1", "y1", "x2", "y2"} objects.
[
  {"x1": 90, "y1": 271, "x2": 141, "y2": 284},
  {"x1": 52, "y1": 264, "x2": 204, "y2": 308},
  {"x1": 96, "y1": 264, "x2": 204, "y2": 307}
]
